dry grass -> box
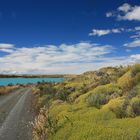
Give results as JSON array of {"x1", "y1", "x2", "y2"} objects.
[
  {"x1": 0, "y1": 85, "x2": 19, "y2": 95},
  {"x1": 32, "y1": 107, "x2": 48, "y2": 140},
  {"x1": 32, "y1": 107, "x2": 58, "y2": 140}
]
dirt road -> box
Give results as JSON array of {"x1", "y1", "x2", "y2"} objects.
[{"x1": 0, "y1": 88, "x2": 34, "y2": 140}]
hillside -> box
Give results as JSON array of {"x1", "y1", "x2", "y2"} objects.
[{"x1": 32, "y1": 64, "x2": 140, "y2": 140}]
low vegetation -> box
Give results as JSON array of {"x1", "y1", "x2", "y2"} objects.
[
  {"x1": 0, "y1": 85, "x2": 19, "y2": 95},
  {"x1": 33, "y1": 64, "x2": 140, "y2": 140}
]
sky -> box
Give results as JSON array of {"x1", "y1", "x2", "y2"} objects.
[{"x1": 0, "y1": 0, "x2": 140, "y2": 74}]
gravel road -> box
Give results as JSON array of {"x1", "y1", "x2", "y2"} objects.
[{"x1": 0, "y1": 88, "x2": 34, "y2": 140}]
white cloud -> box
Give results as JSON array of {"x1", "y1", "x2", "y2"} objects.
[
  {"x1": 0, "y1": 43, "x2": 15, "y2": 53},
  {"x1": 0, "y1": 43, "x2": 14, "y2": 49},
  {"x1": 135, "y1": 26, "x2": 140, "y2": 31},
  {"x1": 120, "y1": 6, "x2": 140, "y2": 21},
  {"x1": 0, "y1": 42, "x2": 115, "y2": 74},
  {"x1": 89, "y1": 29, "x2": 111, "y2": 36},
  {"x1": 130, "y1": 33, "x2": 140, "y2": 39},
  {"x1": 130, "y1": 54, "x2": 140, "y2": 63},
  {"x1": 106, "y1": 3, "x2": 140, "y2": 21},
  {"x1": 124, "y1": 26, "x2": 140, "y2": 45},
  {"x1": 106, "y1": 12, "x2": 113, "y2": 17},
  {"x1": 89, "y1": 28, "x2": 124, "y2": 36},
  {"x1": 129, "y1": 26, "x2": 140, "y2": 39},
  {"x1": 118, "y1": 3, "x2": 132, "y2": 13},
  {"x1": 124, "y1": 39, "x2": 140, "y2": 47},
  {"x1": 89, "y1": 27, "x2": 140, "y2": 38}
]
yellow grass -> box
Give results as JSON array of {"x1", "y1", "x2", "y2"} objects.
[{"x1": 33, "y1": 64, "x2": 140, "y2": 140}]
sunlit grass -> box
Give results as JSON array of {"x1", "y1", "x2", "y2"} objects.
[{"x1": 33, "y1": 64, "x2": 140, "y2": 140}]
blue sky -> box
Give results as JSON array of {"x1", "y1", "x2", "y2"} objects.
[{"x1": 0, "y1": 0, "x2": 140, "y2": 74}]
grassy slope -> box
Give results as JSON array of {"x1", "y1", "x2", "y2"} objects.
[{"x1": 33, "y1": 64, "x2": 140, "y2": 140}]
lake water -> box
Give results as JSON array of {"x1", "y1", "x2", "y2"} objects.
[{"x1": 0, "y1": 77, "x2": 65, "y2": 86}]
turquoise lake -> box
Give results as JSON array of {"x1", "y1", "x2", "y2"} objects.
[{"x1": 0, "y1": 77, "x2": 65, "y2": 86}]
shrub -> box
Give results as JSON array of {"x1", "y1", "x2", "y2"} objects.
[
  {"x1": 56, "y1": 90, "x2": 68, "y2": 101},
  {"x1": 131, "y1": 64, "x2": 140, "y2": 77},
  {"x1": 55, "y1": 87, "x2": 74, "y2": 101},
  {"x1": 8, "y1": 83, "x2": 13, "y2": 86},
  {"x1": 98, "y1": 74, "x2": 111, "y2": 85},
  {"x1": 126, "y1": 105, "x2": 135, "y2": 117},
  {"x1": 87, "y1": 93, "x2": 108, "y2": 108},
  {"x1": 87, "y1": 84, "x2": 122, "y2": 108},
  {"x1": 109, "y1": 96, "x2": 140, "y2": 118},
  {"x1": 130, "y1": 97, "x2": 140, "y2": 116},
  {"x1": 38, "y1": 84, "x2": 56, "y2": 97},
  {"x1": 79, "y1": 84, "x2": 89, "y2": 94},
  {"x1": 117, "y1": 71, "x2": 135, "y2": 91},
  {"x1": 109, "y1": 97, "x2": 129, "y2": 118}
]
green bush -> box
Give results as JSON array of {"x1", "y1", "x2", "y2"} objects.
[
  {"x1": 79, "y1": 83, "x2": 89, "y2": 94},
  {"x1": 131, "y1": 64, "x2": 140, "y2": 77},
  {"x1": 117, "y1": 71, "x2": 135, "y2": 91},
  {"x1": 126, "y1": 105, "x2": 135, "y2": 117},
  {"x1": 109, "y1": 98, "x2": 129, "y2": 118},
  {"x1": 87, "y1": 93, "x2": 108, "y2": 108},
  {"x1": 131, "y1": 97, "x2": 140, "y2": 116},
  {"x1": 109, "y1": 96, "x2": 140, "y2": 118},
  {"x1": 98, "y1": 74, "x2": 111, "y2": 85},
  {"x1": 55, "y1": 87, "x2": 74, "y2": 101},
  {"x1": 126, "y1": 97, "x2": 140, "y2": 118},
  {"x1": 87, "y1": 84, "x2": 122, "y2": 108},
  {"x1": 38, "y1": 83, "x2": 56, "y2": 97},
  {"x1": 125, "y1": 86, "x2": 138, "y2": 99}
]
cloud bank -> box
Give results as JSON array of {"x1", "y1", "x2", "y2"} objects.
[
  {"x1": 0, "y1": 42, "x2": 113, "y2": 74},
  {"x1": 0, "y1": 42, "x2": 139, "y2": 74}
]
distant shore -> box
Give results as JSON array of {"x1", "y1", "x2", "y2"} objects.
[{"x1": 0, "y1": 74, "x2": 78, "y2": 78}]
